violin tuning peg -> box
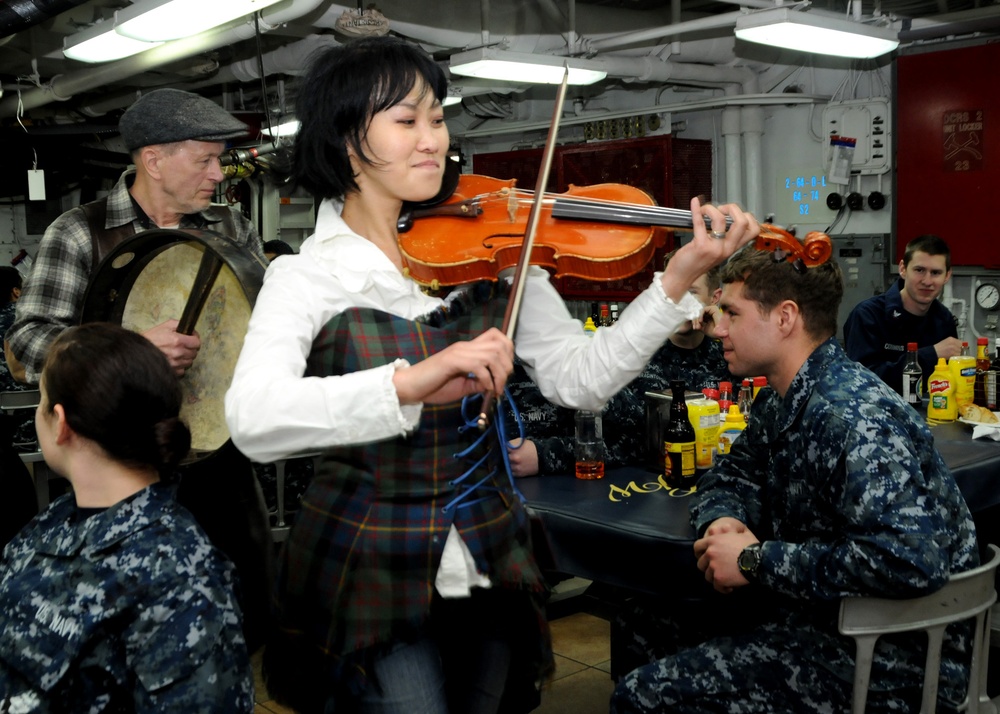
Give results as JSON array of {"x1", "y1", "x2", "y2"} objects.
[
  {"x1": 792, "y1": 258, "x2": 807, "y2": 275},
  {"x1": 771, "y1": 248, "x2": 789, "y2": 264}
]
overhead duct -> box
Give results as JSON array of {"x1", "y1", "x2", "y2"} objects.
[
  {"x1": 0, "y1": 0, "x2": 89, "y2": 39},
  {"x1": 899, "y1": 5, "x2": 1000, "y2": 42},
  {"x1": 210, "y1": 34, "x2": 339, "y2": 84}
]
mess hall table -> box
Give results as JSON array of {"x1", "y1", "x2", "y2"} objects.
[{"x1": 517, "y1": 420, "x2": 1000, "y2": 597}]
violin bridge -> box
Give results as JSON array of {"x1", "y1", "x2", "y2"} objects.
[{"x1": 505, "y1": 188, "x2": 517, "y2": 224}]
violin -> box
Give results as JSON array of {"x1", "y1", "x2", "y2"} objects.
[
  {"x1": 397, "y1": 174, "x2": 833, "y2": 289},
  {"x1": 398, "y1": 175, "x2": 668, "y2": 290}
]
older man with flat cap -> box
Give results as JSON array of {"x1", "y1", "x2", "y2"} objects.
[
  {"x1": 5, "y1": 88, "x2": 272, "y2": 652},
  {"x1": 7, "y1": 88, "x2": 265, "y2": 381}
]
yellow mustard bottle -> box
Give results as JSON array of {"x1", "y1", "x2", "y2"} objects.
[
  {"x1": 687, "y1": 393, "x2": 721, "y2": 472},
  {"x1": 949, "y1": 342, "x2": 976, "y2": 410},
  {"x1": 927, "y1": 357, "x2": 957, "y2": 423},
  {"x1": 717, "y1": 404, "x2": 747, "y2": 456}
]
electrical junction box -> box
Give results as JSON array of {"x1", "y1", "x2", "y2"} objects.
[
  {"x1": 833, "y1": 233, "x2": 889, "y2": 345},
  {"x1": 821, "y1": 98, "x2": 892, "y2": 176}
]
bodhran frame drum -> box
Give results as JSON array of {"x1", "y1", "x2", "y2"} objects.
[{"x1": 82, "y1": 228, "x2": 266, "y2": 462}]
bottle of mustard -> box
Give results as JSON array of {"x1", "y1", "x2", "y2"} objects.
[
  {"x1": 928, "y1": 357, "x2": 957, "y2": 423},
  {"x1": 717, "y1": 404, "x2": 747, "y2": 456},
  {"x1": 949, "y1": 342, "x2": 976, "y2": 410}
]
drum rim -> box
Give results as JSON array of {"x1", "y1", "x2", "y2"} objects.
[{"x1": 82, "y1": 227, "x2": 266, "y2": 325}]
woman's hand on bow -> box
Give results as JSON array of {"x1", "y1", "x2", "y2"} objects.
[{"x1": 393, "y1": 327, "x2": 514, "y2": 405}]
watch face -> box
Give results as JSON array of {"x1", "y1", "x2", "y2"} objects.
[
  {"x1": 977, "y1": 283, "x2": 1000, "y2": 311},
  {"x1": 738, "y1": 545, "x2": 760, "y2": 574}
]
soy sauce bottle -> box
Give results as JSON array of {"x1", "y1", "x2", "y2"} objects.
[
  {"x1": 902, "y1": 342, "x2": 923, "y2": 408},
  {"x1": 663, "y1": 380, "x2": 696, "y2": 490}
]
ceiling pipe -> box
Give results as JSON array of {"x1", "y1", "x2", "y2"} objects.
[
  {"x1": 0, "y1": 0, "x2": 326, "y2": 117},
  {"x1": 209, "y1": 33, "x2": 338, "y2": 83},
  {"x1": 589, "y1": 11, "x2": 745, "y2": 52},
  {"x1": 481, "y1": 0, "x2": 490, "y2": 47},
  {"x1": 0, "y1": 0, "x2": 89, "y2": 39},
  {"x1": 722, "y1": 106, "x2": 743, "y2": 205},
  {"x1": 535, "y1": 0, "x2": 568, "y2": 32},
  {"x1": 667, "y1": 0, "x2": 681, "y2": 57},
  {"x1": 712, "y1": 0, "x2": 779, "y2": 8},
  {"x1": 899, "y1": 5, "x2": 1000, "y2": 41},
  {"x1": 599, "y1": 54, "x2": 755, "y2": 89},
  {"x1": 568, "y1": 0, "x2": 577, "y2": 55},
  {"x1": 453, "y1": 92, "x2": 824, "y2": 139},
  {"x1": 741, "y1": 104, "x2": 765, "y2": 214}
]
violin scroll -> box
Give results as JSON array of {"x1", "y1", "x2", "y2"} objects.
[{"x1": 755, "y1": 225, "x2": 833, "y2": 274}]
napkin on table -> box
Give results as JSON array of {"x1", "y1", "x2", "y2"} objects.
[{"x1": 972, "y1": 424, "x2": 1000, "y2": 441}]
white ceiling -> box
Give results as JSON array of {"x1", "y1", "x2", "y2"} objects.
[{"x1": 0, "y1": 0, "x2": 997, "y2": 175}]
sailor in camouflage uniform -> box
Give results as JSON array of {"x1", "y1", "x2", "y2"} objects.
[
  {"x1": 611, "y1": 247, "x2": 979, "y2": 714},
  {"x1": 0, "y1": 324, "x2": 253, "y2": 712},
  {"x1": 500, "y1": 264, "x2": 735, "y2": 477},
  {"x1": 500, "y1": 362, "x2": 646, "y2": 475},
  {"x1": 629, "y1": 259, "x2": 736, "y2": 397}
]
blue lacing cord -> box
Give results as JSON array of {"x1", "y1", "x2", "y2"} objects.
[
  {"x1": 443, "y1": 388, "x2": 527, "y2": 513},
  {"x1": 496, "y1": 388, "x2": 528, "y2": 505}
]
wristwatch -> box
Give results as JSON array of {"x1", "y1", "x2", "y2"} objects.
[{"x1": 738, "y1": 543, "x2": 763, "y2": 579}]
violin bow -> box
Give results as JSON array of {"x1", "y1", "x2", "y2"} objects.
[{"x1": 476, "y1": 65, "x2": 571, "y2": 430}]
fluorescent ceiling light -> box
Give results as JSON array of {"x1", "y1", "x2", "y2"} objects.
[
  {"x1": 442, "y1": 96, "x2": 462, "y2": 107},
  {"x1": 449, "y1": 48, "x2": 607, "y2": 85},
  {"x1": 264, "y1": 119, "x2": 300, "y2": 137},
  {"x1": 735, "y1": 7, "x2": 899, "y2": 59},
  {"x1": 115, "y1": 0, "x2": 286, "y2": 42},
  {"x1": 63, "y1": 20, "x2": 162, "y2": 62}
]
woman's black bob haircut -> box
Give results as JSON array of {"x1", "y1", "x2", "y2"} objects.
[{"x1": 293, "y1": 36, "x2": 448, "y2": 201}]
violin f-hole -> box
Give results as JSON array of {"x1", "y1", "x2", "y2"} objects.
[{"x1": 481, "y1": 232, "x2": 527, "y2": 251}]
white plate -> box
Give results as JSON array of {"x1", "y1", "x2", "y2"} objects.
[{"x1": 958, "y1": 412, "x2": 1000, "y2": 429}]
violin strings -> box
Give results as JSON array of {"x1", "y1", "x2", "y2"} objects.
[{"x1": 472, "y1": 188, "x2": 735, "y2": 230}]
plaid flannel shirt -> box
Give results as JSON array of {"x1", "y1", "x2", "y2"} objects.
[{"x1": 7, "y1": 170, "x2": 264, "y2": 384}]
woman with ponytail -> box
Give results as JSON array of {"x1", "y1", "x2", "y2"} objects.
[{"x1": 0, "y1": 323, "x2": 253, "y2": 712}]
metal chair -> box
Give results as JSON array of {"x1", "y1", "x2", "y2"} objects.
[
  {"x1": 0, "y1": 389, "x2": 59, "y2": 510},
  {"x1": 838, "y1": 543, "x2": 1000, "y2": 714},
  {"x1": 253, "y1": 453, "x2": 319, "y2": 543}
]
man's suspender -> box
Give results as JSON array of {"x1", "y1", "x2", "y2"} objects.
[
  {"x1": 80, "y1": 198, "x2": 136, "y2": 272},
  {"x1": 80, "y1": 197, "x2": 239, "y2": 272}
]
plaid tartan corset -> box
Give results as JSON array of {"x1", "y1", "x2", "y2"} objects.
[
  {"x1": 305, "y1": 299, "x2": 514, "y2": 500},
  {"x1": 285, "y1": 298, "x2": 545, "y2": 658}
]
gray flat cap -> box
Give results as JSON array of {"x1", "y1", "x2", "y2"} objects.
[{"x1": 119, "y1": 88, "x2": 248, "y2": 152}]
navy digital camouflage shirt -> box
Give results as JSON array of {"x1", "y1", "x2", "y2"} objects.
[
  {"x1": 0, "y1": 482, "x2": 254, "y2": 712},
  {"x1": 692, "y1": 337, "x2": 979, "y2": 699},
  {"x1": 501, "y1": 336, "x2": 735, "y2": 475},
  {"x1": 629, "y1": 334, "x2": 735, "y2": 396}
]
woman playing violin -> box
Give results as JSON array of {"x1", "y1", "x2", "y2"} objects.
[{"x1": 224, "y1": 36, "x2": 758, "y2": 714}]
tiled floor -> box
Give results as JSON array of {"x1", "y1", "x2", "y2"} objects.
[
  {"x1": 535, "y1": 610, "x2": 615, "y2": 714},
  {"x1": 252, "y1": 581, "x2": 616, "y2": 714}
]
